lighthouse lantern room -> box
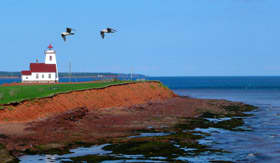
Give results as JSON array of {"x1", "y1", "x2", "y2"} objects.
[{"x1": 21, "y1": 44, "x2": 59, "y2": 83}]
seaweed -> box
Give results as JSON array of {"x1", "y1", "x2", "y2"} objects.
[
  {"x1": 104, "y1": 140, "x2": 185, "y2": 158},
  {"x1": 0, "y1": 144, "x2": 19, "y2": 163}
]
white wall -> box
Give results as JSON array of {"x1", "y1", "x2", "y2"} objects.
[
  {"x1": 22, "y1": 72, "x2": 57, "y2": 83},
  {"x1": 45, "y1": 50, "x2": 57, "y2": 65},
  {"x1": 44, "y1": 49, "x2": 59, "y2": 81}
]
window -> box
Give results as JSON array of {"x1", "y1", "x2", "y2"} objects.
[
  {"x1": 50, "y1": 56, "x2": 52, "y2": 61},
  {"x1": 49, "y1": 74, "x2": 51, "y2": 79},
  {"x1": 36, "y1": 74, "x2": 39, "y2": 79},
  {"x1": 42, "y1": 74, "x2": 44, "y2": 79}
]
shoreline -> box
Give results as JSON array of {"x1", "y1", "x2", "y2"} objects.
[
  {"x1": 0, "y1": 77, "x2": 19, "y2": 79},
  {"x1": 0, "y1": 82, "x2": 257, "y2": 162}
]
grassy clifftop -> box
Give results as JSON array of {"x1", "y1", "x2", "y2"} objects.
[{"x1": 0, "y1": 80, "x2": 137, "y2": 105}]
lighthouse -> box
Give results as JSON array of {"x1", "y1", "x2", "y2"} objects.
[{"x1": 21, "y1": 44, "x2": 59, "y2": 83}]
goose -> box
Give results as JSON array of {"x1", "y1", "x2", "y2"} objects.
[
  {"x1": 61, "y1": 28, "x2": 75, "y2": 42},
  {"x1": 100, "y1": 28, "x2": 117, "y2": 39}
]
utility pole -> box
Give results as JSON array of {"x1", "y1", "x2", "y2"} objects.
[
  {"x1": 130, "y1": 67, "x2": 133, "y2": 81},
  {"x1": 69, "y1": 62, "x2": 72, "y2": 83}
]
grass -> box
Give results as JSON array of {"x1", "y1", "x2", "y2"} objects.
[{"x1": 0, "y1": 80, "x2": 137, "y2": 105}]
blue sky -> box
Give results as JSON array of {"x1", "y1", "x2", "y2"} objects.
[{"x1": 0, "y1": 0, "x2": 279, "y2": 76}]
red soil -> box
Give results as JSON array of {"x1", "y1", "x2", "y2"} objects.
[
  {"x1": 0, "y1": 96, "x2": 241, "y2": 154},
  {"x1": 0, "y1": 82, "x2": 175, "y2": 123}
]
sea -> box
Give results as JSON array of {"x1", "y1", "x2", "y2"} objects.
[{"x1": 2, "y1": 76, "x2": 280, "y2": 162}]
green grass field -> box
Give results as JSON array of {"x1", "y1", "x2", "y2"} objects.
[{"x1": 0, "y1": 80, "x2": 133, "y2": 105}]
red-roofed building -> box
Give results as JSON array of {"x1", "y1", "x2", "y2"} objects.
[{"x1": 21, "y1": 44, "x2": 59, "y2": 83}]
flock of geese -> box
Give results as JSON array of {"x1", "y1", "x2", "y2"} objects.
[{"x1": 61, "y1": 27, "x2": 117, "y2": 42}]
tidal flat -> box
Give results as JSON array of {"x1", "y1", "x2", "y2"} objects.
[{"x1": 16, "y1": 98, "x2": 256, "y2": 163}]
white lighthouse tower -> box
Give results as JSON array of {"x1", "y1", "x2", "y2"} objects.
[
  {"x1": 45, "y1": 44, "x2": 59, "y2": 81},
  {"x1": 45, "y1": 44, "x2": 57, "y2": 64}
]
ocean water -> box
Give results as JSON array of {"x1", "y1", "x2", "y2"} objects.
[
  {"x1": 154, "y1": 77, "x2": 280, "y2": 162},
  {"x1": 2, "y1": 76, "x2": 280, "y2": 162}
]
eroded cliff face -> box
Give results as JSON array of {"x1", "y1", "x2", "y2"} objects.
[{"x1": 0, "y1": 82, "x2": 175, "y2": 123}]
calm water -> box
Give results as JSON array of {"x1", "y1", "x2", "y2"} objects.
[
  {"x1": 3, "y1": 77, "x2": 280, "y2": 162},
  {"x1": 157, "y1": 77, "x2": 280, "y2": 163}
]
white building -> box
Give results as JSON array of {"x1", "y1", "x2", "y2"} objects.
[{"x1": 21, "y1": 44, "x2": 59, "y2": 83}]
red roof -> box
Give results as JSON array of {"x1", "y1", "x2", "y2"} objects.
[
  {"x1": 30, "y1": 63, "x2": 56, "y2": 73},
  {"x1": 48, "y1": 44, "x2": 53, "y2": 49},
  {"x1": 21, "y1": 70, "x2": 31, "y2": 75}
]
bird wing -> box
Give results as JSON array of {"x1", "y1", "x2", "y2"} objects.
[
  {"x1": 108, "y1": 28, "x2": 116, "y2": 33},
  {"x1": 100, "y1": 31, "x2": 105, "y2": 39},
  {"x1": 66, "y1": 28, "x2": 72, "y2": 33},
  {"x1": 61, "y1": 34, "x2": 66, "y2": 42},
  {"x1": 112, "y1": 28, "x2": 117, "y2": 32}
]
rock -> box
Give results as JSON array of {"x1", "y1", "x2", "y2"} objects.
[
  {"x1": 0, "y1": 144, "x2": 18, "y2": 163},
  {"x1": 248, "y1": 153, "x2": 255, "y2": 157},
  {"x1": 63, "y1": 107, "x2": 89, "y2": 122}
]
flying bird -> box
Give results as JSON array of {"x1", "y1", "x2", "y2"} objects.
[
  {"x1": 100, "y1": 28, "x2": 117, "y2": 39},
  {"x1": 61, "y1": 28, "x2": 75, "y2": 42}
]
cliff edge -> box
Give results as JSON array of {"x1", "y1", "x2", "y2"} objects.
[{"x1": 0, "y1": 81, "x2": 175, "y2": 123}]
